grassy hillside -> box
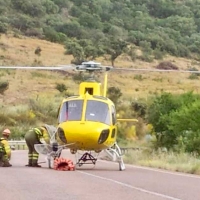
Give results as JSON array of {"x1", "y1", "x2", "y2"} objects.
[{"x1": 1, "y1": 34, "x2": 200, "y2": 106}]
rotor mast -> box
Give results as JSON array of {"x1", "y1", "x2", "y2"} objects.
[{"x1": 75, "y1": 61, "x2": 111, "y2": 97}]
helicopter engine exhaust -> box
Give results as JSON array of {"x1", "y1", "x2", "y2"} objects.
[
  {"x1": 57, "y1": 127, "x2": 67, "y2": 144},
  {"x1": 98, "y1": 129, "x2": 110, "y2": 144}
]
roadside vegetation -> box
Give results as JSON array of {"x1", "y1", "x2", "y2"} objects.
[{"x1": 124, "y1": 147, "x2": 200, "y2": 175}]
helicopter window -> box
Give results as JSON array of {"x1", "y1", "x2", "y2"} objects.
[
  {"x1": 58, "y1": 100, "x2": 83, "y2": 122},
  {"x1": 85, "y1": 88, "x2": 93, "y2": 95},
  {"x1": 85, "y1": 100, "x2": 111, "y2": 125},
  {"x1": 111, "y1": 105, "x2": 117, "y2": 125}
]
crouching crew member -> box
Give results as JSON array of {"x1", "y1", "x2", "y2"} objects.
[{"x1": 0, "y1": 129, "x2": 12, "y2": 167}]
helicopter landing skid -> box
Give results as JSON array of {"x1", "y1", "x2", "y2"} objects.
[
  {"x1": 104, "y1": 142, "x2": 125, "y2": 171},
  {"x1": 76, "y1": 152, "x2": 97, "y2": 167},
  {"x1": 46, "y1": 150, "x2": 62, "y2": 169}
]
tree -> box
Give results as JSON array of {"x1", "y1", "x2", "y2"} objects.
[
  {"x1": 104, "y1": 37, "x2": 128, "y2": 66},
  {"x1": 78, "y1": 13, "x2": 102, "y2": 29},
  {"x1": 164, "y1": 16, "x2": 197, "y2": 36},
  {"x1": 52, "y1": 0, "x2": 71, "y2": 8},
  {"x1": 147, "y1": 92, "x2": 200, "y2": 151},
  {"x1": 146, "y1": 93, "x2": 179, "y2": 149},
  {"x1": 10, "y1": 14, "x2": 33, "y2": 32},
  {"x1": 42, "y1": 0, "x2": 59, "y2": 14},
  {"x1": 11, "y1": 0, "x2": 45, "y2": 17},
  {"x1": 65, "y1": 39, "x2": 84, "y2": 64},
  {"x1": 65, "y1": 39, "x2": 105, "y2": 64},
  {"x1": 147, "y1": 93, "x2": 179, "y2": 133},
  {"x1": 0, "y1": 21, "x2": 7, "y2": 33},
  {"x1": 35, "y1": 46, "x2": 42, "y2": 56},
  {"x1": 56, "y1": 21, "x2": 83, "y2": 38}
]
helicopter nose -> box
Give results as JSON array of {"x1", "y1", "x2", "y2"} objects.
[{"x1": 98, "y1": 129, "x2": 110, "y2": 144}]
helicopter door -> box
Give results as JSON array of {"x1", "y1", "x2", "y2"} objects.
[{"x1": 111, "y1": 105, "x2": 117, "y2": 138}]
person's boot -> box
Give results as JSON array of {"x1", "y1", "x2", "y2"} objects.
[
  {"x1": 26, "y1": 154, "x2": 33, "y2": 167},
  {"x1": 32, "y1": 163, "x2": 41, "y2": 167},
  {"x1": 3, "y1": 160, "x2": 12, "y2": 167},
  {"x1": 32, "y1": 157, "x2": 41, "y2": 167},
  {"x1": 25, "y1": 164, "x2": 32, "y2": 167},
  {"x1": 25, "y1": 160, "x2": 33, "y2": 167},
  {"x1": 0, "y1": 161, "x2": 4, "y2": 167}
]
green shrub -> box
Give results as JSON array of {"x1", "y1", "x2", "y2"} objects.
[
  {"x1": 107, "y1": 86, "x2": 122, "y2": 105},
  {"x1": 0, "y1": 81, "x2": 9, "y2": 94},
  {"x1": 188, "y1": 73, "x2": 199, "y2": 79},
  {"x1": 55, "y1": 83, "x2": 68, "y2": 93},
  {"x1": 28, "y1": 97, "x2": 59, "y2": 124},
  {"x1": 147, "y1": 92, "x2": 200, "y2": 154},
  {"x1": 0, "y1": 22, "x2": 7, "y2": 33},
  {"x1": 133, "y1": 74, "x2": 143, "y2": 81},
  {"x1": 72, "y1": 72, "x2": 85, "y2": 83}
]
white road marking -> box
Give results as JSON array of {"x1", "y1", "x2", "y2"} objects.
[{"x1": 78, "y1": 171, "x2": 182, "y2": 200}]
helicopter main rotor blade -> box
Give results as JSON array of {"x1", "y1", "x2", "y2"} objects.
[
  {"x1": 57, "y1": 64, "x2": 75, "y2": 69},
  {"x1": 1, "y1": 63, "x2": 199, "y2": 74},
  {"x1": 113, "y1": 67, "x2": 200, "y2": 73},
  {"x1": 0, "y1": 65, "x2": 73, "y2": 71},
  {"x1": 99, "y1": 65, "x2": 200, "y2": 73}
]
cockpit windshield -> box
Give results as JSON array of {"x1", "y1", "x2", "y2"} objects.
[
  {"x1": 85, "y1": 100, "x2": 111, "y2": 125},
  {"x1": 58, "y1": 99, "x2": 111, "y2": 125},
  {"x1": 58, "y1": 100, "x2": 83, "y2": 123}
]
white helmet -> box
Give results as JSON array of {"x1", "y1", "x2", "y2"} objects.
[{"x1": 2, "y1": 129, "x2": 11, "y2": 136}]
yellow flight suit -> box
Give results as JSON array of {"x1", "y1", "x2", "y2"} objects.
[{"x1": 0, "y1": 137, "x2": 12, "y2": 167}]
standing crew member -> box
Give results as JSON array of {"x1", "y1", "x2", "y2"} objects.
[
  {"x1": 25, "y1": 125, "x2": 50, "y2": 167},
  {"x1": 0, "y1": 129, "x2": 12, "y2": 167}
]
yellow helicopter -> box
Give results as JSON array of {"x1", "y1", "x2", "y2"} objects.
[{"x1": 53, "y1": 61, "x2": 139, "y2": 170}]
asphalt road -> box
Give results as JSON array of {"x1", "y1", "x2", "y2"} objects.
[{"x1": 1, "y1": 150, "x2": 200, "y2": 200}]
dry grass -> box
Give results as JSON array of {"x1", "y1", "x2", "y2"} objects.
[
  {"x1": 124, "y1": 150, "x2": 200, "y2": 175},
  {"x1": 0, "y1": 34, "x2": 73, "y2": 66},
  {"x1": 1, "y1": 34, "x2": 200, "y2": 105}
]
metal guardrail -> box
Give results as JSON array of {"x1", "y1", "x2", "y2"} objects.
[
  {"x1": 120, "y1": 147, "x2": 141, "y2": 154},
  {"x1": 8, "y1": 140, "x2": 27, "y2": 150},
  {"x1": 8, "y1": 141, "x2": 142, "y2": 153}
]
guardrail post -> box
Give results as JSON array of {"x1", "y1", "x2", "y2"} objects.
[{"x1": 8, "y1": 140, "x2": 26, "y2": 150}]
